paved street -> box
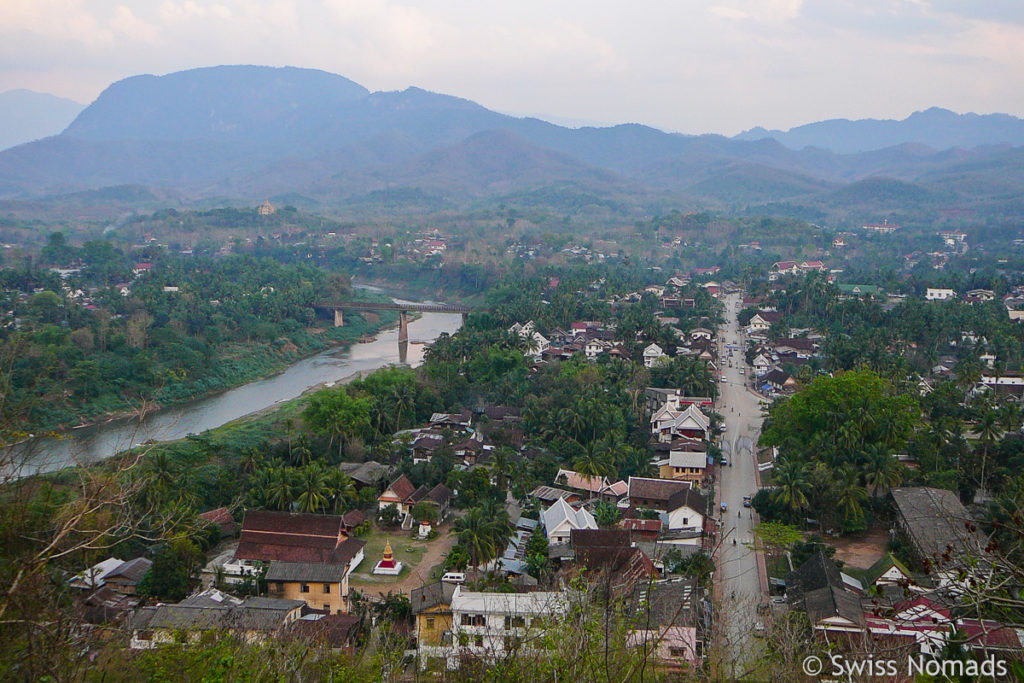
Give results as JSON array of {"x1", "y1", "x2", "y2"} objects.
[{"x1": 715, "y1": 292, "x2": 767, "y2": 675}]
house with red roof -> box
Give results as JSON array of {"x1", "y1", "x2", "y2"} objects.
[
  {"x1": 378, "y1": 475, "x2": 418, "y2": 515},
  {"x1": 222, "y1": 511, "x2": 366, "y2": 588}
]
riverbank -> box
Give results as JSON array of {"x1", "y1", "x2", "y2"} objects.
[
  {"x1": 27, "y1": 308, "x2": 399, "y2": 439},
  {"x1": 10, "y1": 308, "x2": 464, "y2": 477}
]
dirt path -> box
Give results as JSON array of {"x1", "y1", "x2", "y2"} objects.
[{"x1": 831, "y1": 526, "x2": 888, "y2": 570}]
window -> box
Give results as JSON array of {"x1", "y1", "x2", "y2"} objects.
[
  {"x1": 504, "y1": 616, "x2": 526, "y2": 630},
  {"x1": 301, "y1": 583, "x2": 310, "y2": 593},
  {"x1": 473, "y1": 635, "x2": 483, "y2": 648},
  {"x1": 506, "y1": 635, "x2": 522, "y2": 650},
  {"x1": 273, "y1": 581, "x2": 284, "y2": 593},
  {"x1": 681, "y1": 517, "x2": 689, "y2": 526},
  {"x1": 669, "y1": 647, "x2": 688, "y2": 658},
  {"x1": 323, "y1": 583, "x2": 331, "y2": 594},
  {"x1": 323, "y1": 604, "x2": 330, "y2": 611},
  {"x1": 461, "y1": 614, "x2": 486, "y2": 627},
  {"x1": 426, "y1": 617, "x2": 435, "y2": 628}
]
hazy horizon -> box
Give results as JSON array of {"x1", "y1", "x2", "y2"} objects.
[{"x1": 2, "y1": 1, "x2": 1023, "y2": 136}]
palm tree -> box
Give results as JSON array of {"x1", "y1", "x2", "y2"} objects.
[
  {"x1": 572, "y1": 443, "x2": 615, "y2": 495},
  {"x1": 327, "y1": 470, "x2": 357, "y2": 514},
  {"x1": 490, "y1": 448, "x2": 512, "y2": 491},
  {"x1": 835, "y1": 465, "x2": 868, "y2": 527},
  {"x1": 296, "y1": 463, "x2": 331, "y2": 513},
  {"x1": 976, "y1": 409, "x2": 1000, "y2": 497},
  {"x1": 143, "y1": 451, "x2": 177, "y2": 508},
  {"x1": 864, "y1": 447, "x2": 902, "y2": 497},
  {"x1": 391, "y1": 382, "x2": 416, "y2": 431},
  {"x1": 771, "y1": 460, "x2": 809, "y2": 519},
  {"x1": 239, "y1": 448, "x2": 262, "y2": 476},
  {"x1": 266, "y1": 466, "x2": 297, "y2": 511},
  {"x1": 455, "y1": 508, "x2": 498, "y2": 568}
]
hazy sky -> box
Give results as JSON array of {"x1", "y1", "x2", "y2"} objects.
[{"x1": 2, "y1": 0, "x2": 1024, "y2": 134}]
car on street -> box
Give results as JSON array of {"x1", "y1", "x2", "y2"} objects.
[
  {"x1": 743, "y1": 495, "x2": 752, "y2": 507},
  {"x1": 720, "y1": 501, "x2": 727, "y2": 512}
]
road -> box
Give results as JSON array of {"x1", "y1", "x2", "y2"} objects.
[{"x1": 714, "y1": 291, "x2": 767, "y2": 676}]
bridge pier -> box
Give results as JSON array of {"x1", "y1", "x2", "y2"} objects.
[
  {"x1": 398, "y1": 310, "x2": 409, "y2": 344},
  {"x1": 334, "y1": 309, "x2": 344, "y2": 327}
]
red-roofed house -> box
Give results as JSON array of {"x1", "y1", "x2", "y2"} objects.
[
  {"x1": 198, "y1": 507, "x2": 238, "y2": 538},
  {"x1": 223, "y1": 511, "x2": 366, "y2": 586},
  {"x1": 620, "y1": 518, "x2": 662, "y2": 541},
  {"x1": 378, "y1": 475, "x2": 418, "y2": 515}
]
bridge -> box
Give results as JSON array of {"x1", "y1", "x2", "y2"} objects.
[{"x1": 314, "y1": 301, "x2": 474, "y2": 346}]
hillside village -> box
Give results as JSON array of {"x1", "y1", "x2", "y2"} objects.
[{"x1": 45, "y1": 262, "x2": 1024, "y2": 677}]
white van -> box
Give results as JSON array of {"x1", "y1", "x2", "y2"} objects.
[{"x1": 441, "y1": 572, "x2": 466, "y2": 584}]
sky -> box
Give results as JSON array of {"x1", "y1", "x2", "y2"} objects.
[{"x1": 2, "y1": 0, "x2": 1024, "y2": 135}]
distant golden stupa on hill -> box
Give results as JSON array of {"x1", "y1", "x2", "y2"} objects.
[{"x1": 257, "y1": 198, "x2": 276, "y2": 216}]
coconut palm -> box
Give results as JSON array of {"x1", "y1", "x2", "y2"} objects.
[
  {"x1": 975, "y1": 410, "x2": 1000, "y2": 497},
  {"x1": 390, "y1": 382, "x2": 416, "y2": 431},
  {"x1": 296, "y1": 463, "x2": 331, "y2": 513},
  {"x1": 455, "y1": 507, "x2": 498, "y2": 568},
  {"x1": 835, "y1": 465, "x2": 868, "y2": 526},
  {"x1": 771, "y1": 460, "x2": 810, "y2": 518},
  {"x1": 266, "y1": 466, "x2": 297, "y2": 511},
  {"x1": 863, "y1": 447, "x2": 902, "y2": 497},
  {"x1": 327, "y1": 469, "x2": 357, "y2": 514}
]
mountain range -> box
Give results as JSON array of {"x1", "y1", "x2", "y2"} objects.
[
  {"x1": 1, "y1": 65, "x2": 1023, "y2": 221},
  {"x1": 0, "y1": 90, "x2": 84, "y2": 152}
]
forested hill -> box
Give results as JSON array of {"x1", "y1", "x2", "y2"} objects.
[
  {"x1": 1, "y1": 66, "x2": 1024, "y2": 222},
  {"x1": 735, "y1": 107, "x2": 1024, "y2": 154}
]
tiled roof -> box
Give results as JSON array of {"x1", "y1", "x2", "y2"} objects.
[
  {"x1": 236, "y1": 510, "x2": 352, "y2": 564},
  {"x1": 529, "y1": 485, "x2": 577, "y2": 503},
  {"x1": 241, "y1": 510, "x2": 343, "y2": 537},
  {"x1": 342, "y1": 509, "x2": 366, "y2": 528},
  {"x1": 542, "y1": 498, "x2": 597, "y2": 533},
  {"x1": 424, "y1": 483, "x2": 452, "y2": 506},
  {"x1": 287, "y1": 614, "x2": 360, "y2": 646},
  {"x1": 628, "y1": 477, "x2": 691, "y2": 504},
  {"x1": 556, "y1": 469, "x2": 607, "y2": 494},
  {"x1": 891, "y1": 487, "x2": 987, "y2": 562},
  {"x1": 411, "y1": 581, "x2": 458, "y2": 614},
  {"x1": 106, "y1": 557, "x2": 152, "y2": 584},
  {"x1": 384, "y1": 475, "x2": 417, "y2": 501},
  {"x1": 199, "y1": 507, "x2": 234, "y2": 526},
  {"x1": 785, "y1": 550, "x2": 844, "y2": 602},
  {"x1": 621, "y1": 519, "x2": 662, "y2": 533},
  {"x1": 265, "y1": 561, "x2": 350, "y2": 583},
  {"x1": 331, "y1": 537, "x2": 366, "y2": 566}
]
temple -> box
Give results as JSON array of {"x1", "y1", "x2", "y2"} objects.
[{"x1": 372, "y1": 538, "x2": 403, "y2": 576}]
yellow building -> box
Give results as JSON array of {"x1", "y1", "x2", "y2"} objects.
[
  {"x1": 656, "y1": 444, "x2": 707, "y2": 485},
  {"x1": 411, "y1": 581, "x2": 458, "y2": 646},
  {"x1": 265, "y1": 559, "x2": 362, "y2": 614}
]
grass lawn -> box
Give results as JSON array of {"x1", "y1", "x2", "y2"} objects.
[
  {"x1": 348, "y1": 525, "x2": 450, "y2": 588},
  {"x1": 354, "y1": 530, "x2": 426, "y2": 572}
]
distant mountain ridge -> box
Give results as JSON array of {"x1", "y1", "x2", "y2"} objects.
[
  {"x1": 735, "y1": 107, "x2": 1024, "y2": 153},
  {"x1": 0, "y1": 90, "x2": 84, "y2": 151},
  {"x1": 1, "y1": 65, "x2": 1023, "y2": 221}
]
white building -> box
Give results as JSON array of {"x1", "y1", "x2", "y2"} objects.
[
  {"x1": 420, "y1": 587, "x2": 571, "y2": 669},
  {"x1": 925, "y1": 288, "x2": 957, "y2": 301},
  {"x1": 643, "y1": 343, "x2": 668, "y2": 368},
  {"x1": 542, "y1": 497, "x2": 598, "y2": 545}
]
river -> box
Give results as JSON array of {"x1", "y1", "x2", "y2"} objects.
[{"x1": 10, "y1": 306, "x2": 463, "y2": 477}]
